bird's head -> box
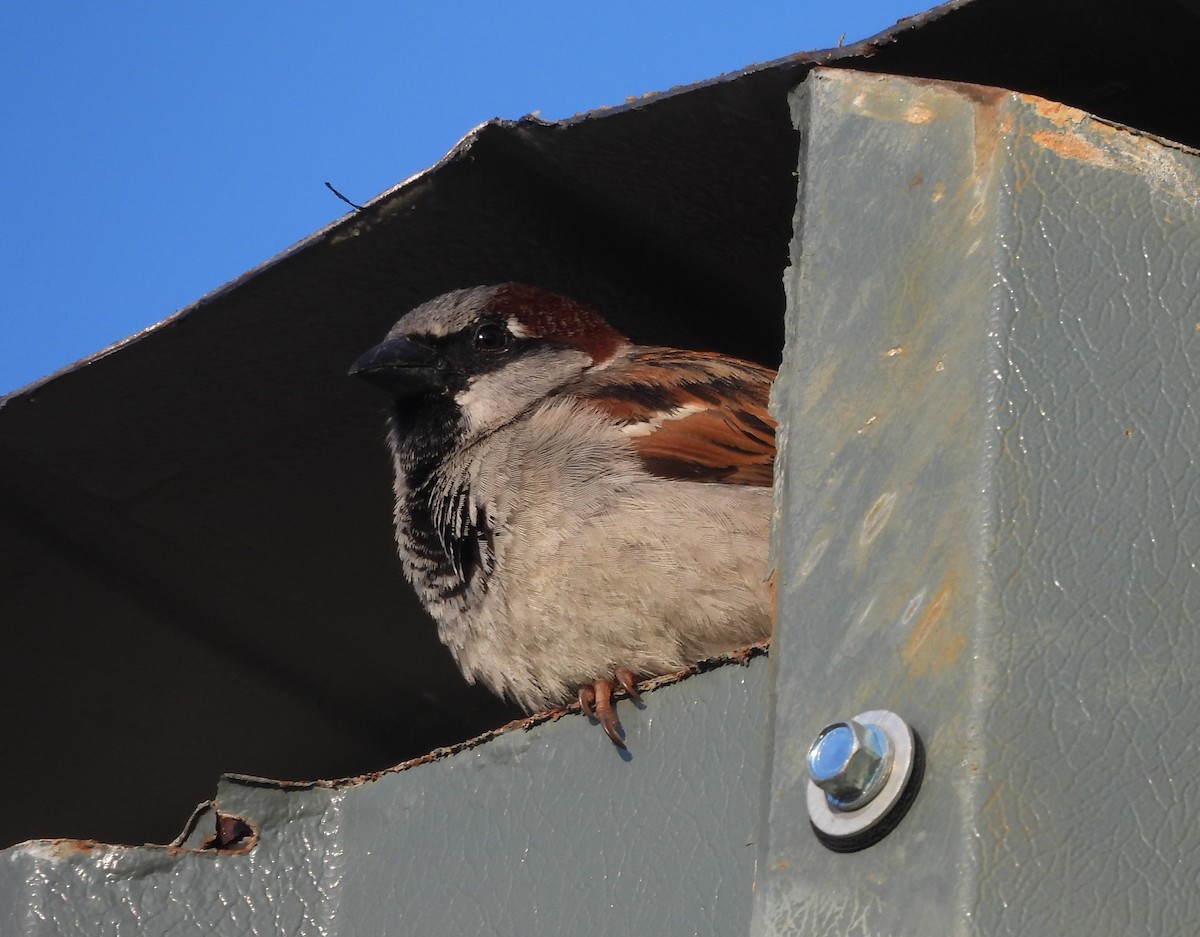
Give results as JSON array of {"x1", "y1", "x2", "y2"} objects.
[{"x1": 350, "y1": 283, "x2": 629, "y2": 445}]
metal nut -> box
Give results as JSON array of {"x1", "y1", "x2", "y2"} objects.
[{"x1": 807, "y1": 718, "x2": 893, "y2": 811}]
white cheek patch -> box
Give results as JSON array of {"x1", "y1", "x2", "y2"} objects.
[
  {"x1": 506, "y1": 317, "x2": 531, "y2": 338},
  {"x1": 452, "y1": 350, "x2": 591, "y2": 436},
  {"x1": 621, "y1": 402, "x2": 706, "y2": 437},
  {"x1": 449, "y1": 343, "x2": 596, "y2": 441},
  {"x1": 454, "y1": 379, "x2": 510, "y2": 433}
]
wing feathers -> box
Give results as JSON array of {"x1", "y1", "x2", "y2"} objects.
[{"x1": 577, "y1": 348, "x2": 776, "y2": 486}]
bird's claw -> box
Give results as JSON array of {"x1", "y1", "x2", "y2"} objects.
[
  {"x1": 616, "y1": 668, "x2": 642, "y2": 702},
  {"x1": 578, "y1": 670, "x2": 644, "y2": 748},
  {"x1": 577, "y1": 684, "x2": 597, "y2": 720}
]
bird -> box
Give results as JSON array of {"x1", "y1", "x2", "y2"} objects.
[{"x1": 350, "y1": 283, "x2": 775, "y2": 747}]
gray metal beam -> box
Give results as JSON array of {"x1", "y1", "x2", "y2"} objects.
[{"x1": 756, "y1": 67, "x2": 1198, "y2": 936}]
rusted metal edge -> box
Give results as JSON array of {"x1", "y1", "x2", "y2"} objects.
[
  {"x1": 13, "y1": 806, "x2": 260, "y2": 860},
  {"x1": 169, "y1": 801, "x2": 258, "y2": 853},
  {"x1": 223, "y1": 640, "x2": 772, "y2": 794},
  {"x1": 5, "y1": 643, "x2": 771, "y2": 861}
]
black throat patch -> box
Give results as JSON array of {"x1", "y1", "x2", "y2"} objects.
[{"x1": 390, "y1": 401, "x2": 495, "y2": 599}]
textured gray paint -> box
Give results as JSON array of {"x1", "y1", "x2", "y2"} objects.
[
  {"x1": 2, "y1": 658, "x2": 767, "y2": 936},
  {"x1": 756, "y1": 69, "x2": 1198, "y2": 936}
]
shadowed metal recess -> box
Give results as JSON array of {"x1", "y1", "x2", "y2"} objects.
[{"x1": 2, "y1": 0, "x2": 1198, "y2": 849}]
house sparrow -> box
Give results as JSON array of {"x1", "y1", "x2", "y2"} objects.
[{"x1": 351, "y1": 283, "x2": 775, "y2": 746}]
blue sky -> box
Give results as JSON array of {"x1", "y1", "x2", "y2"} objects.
[{"x1": 0, "y1": 1, "x2": 934, "y2": 396}]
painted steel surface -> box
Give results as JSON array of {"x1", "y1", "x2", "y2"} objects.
[
  {"x1": 2, "y1": 659, "x2": 767, "y2": 936},
  {"x1": 756, "y1": 68, "x2": 1198, "y2": 936}
]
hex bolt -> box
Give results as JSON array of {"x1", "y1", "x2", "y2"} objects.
[
  {"x1": 807, "y1": 718, "x2": 893, "y2": 811},
  {"x1": 805, "y1": 709, "x2": 924, "y2": 852}
]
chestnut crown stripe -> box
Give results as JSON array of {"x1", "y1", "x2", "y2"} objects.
[{"x1": 489, "y1": 283, "x2": 628, "y2": 364}]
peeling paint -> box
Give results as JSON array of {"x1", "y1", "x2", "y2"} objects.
[
  {"x1": 861, "y1": 491, "x2": 898, "y2": 545},
  {"x1": 855, "y1": 413, "x2": 878, "y2": 435},
  {"x1": 798, "y1": 536, "x2": 831, "y2": 578},
  {"x1": 901, "y1": 588, "x2": 927, "y2": 626}
]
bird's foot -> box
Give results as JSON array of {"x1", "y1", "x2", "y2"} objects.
[{"x1": 577, "y1": 668, "x2": 642, "y2": 749}]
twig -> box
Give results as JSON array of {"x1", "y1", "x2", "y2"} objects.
[{"x1": 324, "y1": 181, "x2": 363, "y2": 211}]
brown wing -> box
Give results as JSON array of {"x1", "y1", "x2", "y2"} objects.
[{"x1": 578, "y1": 347, "x2": 776, "y2": 486}]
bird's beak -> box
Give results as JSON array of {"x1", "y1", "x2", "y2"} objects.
[{"x1": 349, "y1": 335, "x2": 449, "y2": 396}]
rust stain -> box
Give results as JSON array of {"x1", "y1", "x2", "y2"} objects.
[
  {"x1": 909, "y1": 173, "x2": 924, "y2": 188},
  {"x1": 30, "y1": 839, "x2": 103, "y2": 859},
  {"x1": 900, "y1": 573, "x2": 965, "y2": 677},
  {"x1": 1030, "y1": 98, "x2": 1084, "y2": 129},
  {"x1": 947, "y1": 81, "x2": 1008, "y2": 109},
  {"x1": 835, "y1": 71, "x2": 948, "y2": 126},
  {"x1": 1024, "y1": 98, "x2": 1200, "y2": 200},
  {"x1": 1030, "y1": 128, "x2": 1105, "y2": 164},
  {"x1": 1011, "y1": 158, "x2": 1029, "y2": 193},
  {"x1": 980, "y1": 782, "x2": 1010, "y2": 839},
  {"x1": 968, "y1": 88, "x2": 1010, "y2": 182},
  {"x1": 799, "y1": 359, "x2": 839, "y2": 417},
  {"x1": 904, "y1": 104, "x2": 933, "y2": 124}
]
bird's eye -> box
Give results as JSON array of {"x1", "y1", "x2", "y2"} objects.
[{"x1": 473, "y1": 322, "x2": 509, "y2": 351}]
